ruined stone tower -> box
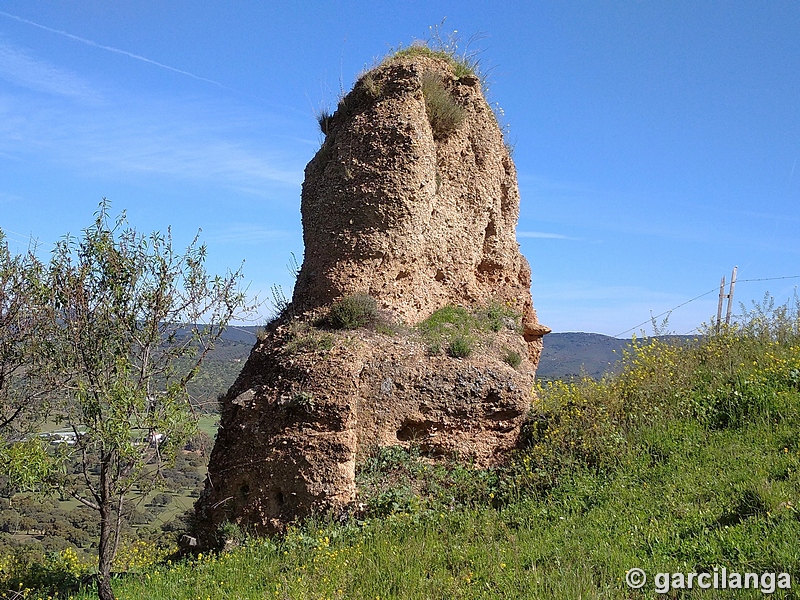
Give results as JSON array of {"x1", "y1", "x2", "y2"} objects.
[{"x1": 194, "y1": 50, "x2": 549, "y2": 546}]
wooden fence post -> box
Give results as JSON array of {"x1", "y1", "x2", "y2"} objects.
[
  {"x1": 716, "y1": 275, "x2": 726, "y2": 333},
  {"x1": 725, "y1": 266, "x2": 738, "y2": 325}
]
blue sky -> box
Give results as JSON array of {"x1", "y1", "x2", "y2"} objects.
[{"x1": 1, "y1": 2, "x2": 798, "y2": 336}]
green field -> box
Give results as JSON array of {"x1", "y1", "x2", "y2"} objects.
[{"x1": 197, "y1": 414, "x2": 220, "y2": 439}]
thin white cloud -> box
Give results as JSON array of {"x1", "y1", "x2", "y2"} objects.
[
  {"x1": 0, "y1": 42, "x2": 94, "y2": 100},
  {"x1": 0, "y1": 92, "x2": 306, "y2": 188},
  {"x1": 0, "y1": 191, "x2": 22, "y2": 203},
  {"x1": 517, "y1": 231, "x2": 580, "y2": 240},
  {"x1": 82, "y1": 130, "x2": 304, "y2": 187},
  {"x1": 0, "y1": 11, "x2": 226, "y2": 89}
]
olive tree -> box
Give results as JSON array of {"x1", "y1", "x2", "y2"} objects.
[
  {"x1": 0, "y1": 231, "x2": 49, "y2": 430},
  {"x1": 45, "y1": 202, "x2": 255, "y2": 600}
]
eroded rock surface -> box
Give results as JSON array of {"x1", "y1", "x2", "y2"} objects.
[
  {"x1": 293, "y1": 54, "x2": 546, "y2": 352},
  {"x1": 194, "y1": 52, "x2": 549, "y2": 546}
]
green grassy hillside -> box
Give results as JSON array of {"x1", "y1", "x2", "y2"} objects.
[
  {"x1": 537, "y1": 331, "x2": 629, "y2": 379},
  {"x1": 4, "y1": 300, "x2": 800, "y2": 599}
]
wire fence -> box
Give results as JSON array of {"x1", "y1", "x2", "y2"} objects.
[{"x1": 614, "y1": 275, "x2": 800, "y2": 338}]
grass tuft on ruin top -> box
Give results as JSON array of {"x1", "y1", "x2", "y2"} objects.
[
  {"x1": 387, "y1": 44, "x2": 476, "y2": 79},
  {"x1": 420, "y1": 71, "x2": 465, "y2": 138},
  {"x1": 383, "y1": 20, "x2": 483, "y2": 80}
]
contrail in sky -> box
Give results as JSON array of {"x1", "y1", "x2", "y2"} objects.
[{"x1": 0, "y1": 10, "x2": 226, "y2": 88}]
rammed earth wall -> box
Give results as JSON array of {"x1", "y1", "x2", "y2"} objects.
[{"x1": 194, "y1": 52, "x2": 549, "y2": 546}]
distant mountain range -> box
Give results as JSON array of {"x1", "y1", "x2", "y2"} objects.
[{"x1": 216, "y1": 325, "x2": 261, "y2": 344}]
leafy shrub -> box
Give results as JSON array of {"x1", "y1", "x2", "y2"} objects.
[
  {"x1": 360, "y1": 445, "x2": 420, "y2": 475},
  {"x1": 447, "y1": 335, "x2": 473, "y2": 358},
  {"x1": 421, "y1": 71, "x2": 464, "y2": 139},
  {"x1": 368, "y1": 485, "x2": 421, "y2": 517},
  {"x1": 418, "y1": 303, "x2": 521, "y2": 358},
  {"x1": 419, "y1": 306, "x2": 472, "y2": 340},
  {"x1": 328, "y1": 294, "x2": 378, "y2": 330},
  {"x1": 478, "y1": 301, "x2": 521, "y2": 333},
  {"x1": 502, "y1": 348, "x2": 522, "y2": 369},
  {"x1": 419, "y1": 305, "x2": 474, "y2": 334},
  {"x1": 113, "y1": 539, "x2": 170, "y2": 572},
  {"x1": 290, "y1": 391, "x2": 316, "y2": 412},
  {"x1": 215, "y1": 521, "x2": 250, "y2": 549},
  {"x1": 0, "y1": 546, "x2": 89, "y2": 597},
  {"x1": 419, "y1": 306, "x2": 473, "y2": 356},
  {"x1": 356, "y1": 446, "x2": 497, "y2": 517}
]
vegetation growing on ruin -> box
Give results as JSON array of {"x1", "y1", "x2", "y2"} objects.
[
  {"x1": 420, "y1": 71, "x2": 465, "y2": 139},
  {"x1": 388, "y1": 43, "x2": 476, "y2": 78},
  {"x1": 418, "y1": 302, "x2": 521, "y2": 357},
  {"x1": 316, "y1": 108, "x2": 333, "y2": 136},
  {"x1": 501, "y1": 348, "x2": 522, "y2": 369},
  {"x1": 327, "y1": 294, "x2": 380, "y2": 330},
  {"x1": 383, "y1": 18, "x2": 483, "y2": 80},
  {"x1": 283, "y1": 321, "x2": 335, "y2": 354}
]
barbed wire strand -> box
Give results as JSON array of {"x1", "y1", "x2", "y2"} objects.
[
  {"x1": 739, "y1": 275, "x2": 800, "y2": 283},
  {"x1": 614, "y1": 288, "x2": 718, "y2": 338}
]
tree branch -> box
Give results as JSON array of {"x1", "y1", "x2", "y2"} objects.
[{"x1": 70, "y1": 490, "x2": 100, "y2": 511}]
